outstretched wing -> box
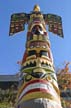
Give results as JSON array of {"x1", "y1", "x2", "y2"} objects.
[
  {"x1": 44, "y1": 14, "x2": 64, "y2": 37},
  {"x1": 9, "y1": 13, "x2": 29, "y2": 36}
]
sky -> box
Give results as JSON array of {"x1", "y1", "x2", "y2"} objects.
[{"x1": 0, "y1": 0, "x2": 71, "y2": 75}]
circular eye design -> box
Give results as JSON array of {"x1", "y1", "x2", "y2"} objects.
[
  {"x1": 46, "y1": 75, "x2": 52, "y2": 81},
  {"x1": 25, "y1": 74, "x2": 32, "y2": 82}
]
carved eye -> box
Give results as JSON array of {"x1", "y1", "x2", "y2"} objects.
[
  {"x1": 40, "y1": 50, "x2": 48, "y2": 57},
  {"x1": 28, "y1": 50, "x2": 36, "y2": 56}
]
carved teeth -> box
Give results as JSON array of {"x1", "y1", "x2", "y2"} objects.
[{"x1": 22, "y1": 58, "x2": 53, "y2": 70}]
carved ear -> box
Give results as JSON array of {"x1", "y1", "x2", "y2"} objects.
[
  {"x1": 9, "y1": 13, "x2": 28, "y2": 36},
  {"x1": 44, "y1": 14, "x2": 64, "y2": 37}
]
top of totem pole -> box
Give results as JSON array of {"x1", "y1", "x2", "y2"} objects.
[
  {"x1": 33, "y1": 5, "x2": 40, "y2": 12},
  {"x1": 9, "y1": 5, "x2": 64, "y2": 37}
]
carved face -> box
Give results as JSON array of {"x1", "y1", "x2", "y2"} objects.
[
  {"x1": 28, "y1": 12, "x2": 46, "y2": 33},
  {"x1": 17, "y1": 67, "x2": 60, "y2": 106}
]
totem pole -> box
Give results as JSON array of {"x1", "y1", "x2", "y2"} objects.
[{"x1": 9, "y1": 5, "x2": 63, "y2": 108}]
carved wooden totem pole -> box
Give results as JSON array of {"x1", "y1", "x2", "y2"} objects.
[{"x1": 9, "y1": 5, "x2": 63, "y2": 108}]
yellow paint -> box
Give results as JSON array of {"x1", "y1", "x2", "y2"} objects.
[
  {"x1": 33, "y1": 5, "x2": 40, "y2": 12},
  {"x1": 19, "y1": 92, "x2": 60, "y2": 105},
  {"x1": 26, "y1": 55, "x2": 36, "y2": 61},
  {"x1": 51, "y1": 82, "x2": 60, "y2": 95}
]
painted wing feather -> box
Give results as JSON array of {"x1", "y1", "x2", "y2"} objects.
[
  {"x1": 44, "y1": 14, "x2": 64, "y2": 37},
  {"x1": 9, "y1": 13, "x2": 28, "y2": 36}
]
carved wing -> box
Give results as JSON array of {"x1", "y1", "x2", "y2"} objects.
[
  {"x1": 44, "y1": 14, "x2": 64, "y2": 37},
  {"x1": 9, "y1": 13, "x2": 29, "y2": 36}
]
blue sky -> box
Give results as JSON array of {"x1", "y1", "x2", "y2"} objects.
[{"x1": 0, "y1": 0, "x2": 71, "y2": 75}]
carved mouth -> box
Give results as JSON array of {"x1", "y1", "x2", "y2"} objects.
[
  {"x1": 18, "y1": 79, "x2": 57, "y2": 102},
  {"x1": 21, "y1": 58, "x2": 53, "y2": 72}
]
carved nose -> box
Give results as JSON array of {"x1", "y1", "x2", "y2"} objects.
[{"x1": 31, "y1": 72, "x2": 45, "y2": 78}]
